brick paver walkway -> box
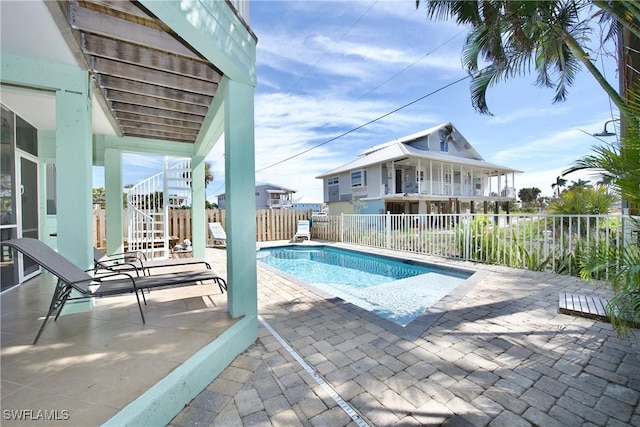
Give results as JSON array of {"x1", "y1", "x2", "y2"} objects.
[{"x1": 170, "y1": 243, "x2": 640, "y2": 426}]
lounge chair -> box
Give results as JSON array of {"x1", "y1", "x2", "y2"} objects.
[
  {"x1": 2, "y1": 238, "x2": 227, "y2": 344},
  {"x1": 93, "y1": 247, "x2": 211, "y2": 276},
  {"x1": 207, "y1": 222, "x2": 227, "y2": 247},
  {"x1": 291, "y1": 220, "x2": 310, "y2": 242}
]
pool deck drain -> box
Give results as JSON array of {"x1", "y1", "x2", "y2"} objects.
[{"x1": 259, "y1": 316, "x2": 371, "y2": 427}]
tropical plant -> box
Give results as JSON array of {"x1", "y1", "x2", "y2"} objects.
[
  {"x1": 414, "y1": 0, "x2": 638, "y2": 120},
  {"x1": 564, "y1": 89, "x2": 640, "y2": 336},
  {"x1": 92, "y1": 187, "x2": 105, "y2": 208},
  {"x1": 579, "y1": 237, "x2": 640, "y2": 335},
  {"x1": 546, "y1": 186, "x2": 617, "y2": 215}
]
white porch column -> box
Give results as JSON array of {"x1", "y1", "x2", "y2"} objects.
[
  {"x1": 429, "y1": 160, "x2": 433, "y2": 195},
  {"x1": 104, "y1": 148, "x2": 124, "y2": 255},
  {"x1": 450, "y1": 163, "x2": 454, "y2": 196},
  {"x1": 224, "y1": 79, "x2": 257, "y2": 318}
]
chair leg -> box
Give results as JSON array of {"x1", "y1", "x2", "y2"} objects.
[
  {"x1": 133, "y1": 289, "x2": 146, "y2": 323},
  {"x1": 215, "y1": 278, "x2": 227, "y2": 293},
  {"x1": 33, "y1": 280, "x2": 71, "y2": 345}
]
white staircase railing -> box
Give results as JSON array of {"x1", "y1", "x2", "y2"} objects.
[{"x1": 127, "y1": 157, "x2": 191, "y2": 259}]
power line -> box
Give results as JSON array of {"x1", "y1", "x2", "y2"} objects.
[
  {"x1": 341, "y1": 29, "x2": 466, "y2": 111},
  {"x1": 256, "y1": 74, "x2": 470, "y2": 173},
  {"x1": 284, "y1": 1, "x2": 379, "y2": 94}
]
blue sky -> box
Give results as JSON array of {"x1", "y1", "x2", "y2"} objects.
[{"x1": 99, "y1": 1, "x2": 621, "y2": 202}]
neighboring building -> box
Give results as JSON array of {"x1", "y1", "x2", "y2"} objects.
[
  {"x1": 316, "y1": 122, "x2": 521, "y2": 215},
  {"x1": 217, "y1": 182, "x2": 296, "y2": 209},
  {"x1": 291, "y1": 196, "x2": 323, "y2": 212}
]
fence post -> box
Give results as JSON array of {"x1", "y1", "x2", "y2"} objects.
[
  {"x1": 340, "y1": 213, "x2": 344, "y2": 242},
  {"x1": 463, "y1": 213, "x2": 470, "y2": 260},
  {"x1": 386, "y1": 211, "x2": 391, "y2": 249}
]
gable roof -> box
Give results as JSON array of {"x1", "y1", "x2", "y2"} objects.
[{"x1": 316, "y1": 122, "x2": 521, "y2": 178}]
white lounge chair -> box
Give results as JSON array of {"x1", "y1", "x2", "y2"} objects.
[
  {"x1": 208, "y1": 222, "x2": 227, "y2": 247},
  {"x1": 291, "y1": 220, "x2": 311, "y2": 242}
]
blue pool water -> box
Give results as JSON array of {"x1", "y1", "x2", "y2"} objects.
[{"x1": 257, "y1": 246, "x2": 472, "y2": 327}]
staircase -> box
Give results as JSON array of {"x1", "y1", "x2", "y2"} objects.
[{"x1": 127, "y1": 158, "x2": 191, "y2": 259}]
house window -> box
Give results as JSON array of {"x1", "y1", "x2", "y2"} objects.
[
  {"x1": 416, "y1": 170, "x2": 424, "y2": 182},
  {"x1": 328, "y1": 176, "x2": 339, "y2": 186},
  {"x1": 440, "y1": 140, "x2": 448, "y2": 152},
  {"x1": 350, "y1": 170, "x2": 366, "y2": 188}
]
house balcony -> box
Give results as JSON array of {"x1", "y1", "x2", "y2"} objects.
[
  {"x1": 381, "y1": 182, "x2": 516, "y2": 200},
  {"x1": 268, "y1": 199, "x2": 293, "y2": 209}
]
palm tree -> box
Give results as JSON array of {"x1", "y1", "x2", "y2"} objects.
[
  {"x1": 415, "y1": 0, "x2": 637, "y2": 120},
  {"x1": 551, "y1": 176, "x2": 567, "y2": 197},
  {"x1": 204, "y1": 162, "x2": 214, "y2": 188},
  {"x1": 568, "y1": 178, "x2": 592, "y2": 189}
]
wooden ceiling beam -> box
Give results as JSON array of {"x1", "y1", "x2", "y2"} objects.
[
  {"x1": 92, "y1": 57, "x2": 217, "y2": 95},
  {"x1": 98, "y1": 75, "x2": 213, "y2": 106},
  {"x1": 115, "y1": 111, "x2": 202, "y2": 130},
  {"x1": 104, "y1": 89, "x2": 208, "y2": 116},
  {"x1": 112, "y1": 102, "x2": 203, "y2": 123},
  {"x1": 82, "y1": 0, "x2": 151, "y2": 20},
  {"x1": 70, "y1": 1, "x2": 202, "y2": 61},
  {"x1": 83, "y1": 34, "x2": 221, "y2": 81},
  {"x1": 119, "y1": 120, "x2": 199, "y2": 137},
  {"x1": 122, "y1": 129, "x2": 195, "y2": 142}
]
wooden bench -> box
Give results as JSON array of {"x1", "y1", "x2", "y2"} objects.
[{"x1": 558, "y1": 293, "x2": 610, "y2": 322}]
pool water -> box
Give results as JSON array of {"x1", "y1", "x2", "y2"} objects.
[{"x1": 257, "y1": 246, "x2": 472, "y2": 327}]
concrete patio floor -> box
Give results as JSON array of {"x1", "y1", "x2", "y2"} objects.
[
  {"x1": 1, "y1": 260, "x2": 235, "y2": 426},
  {"x1": 172, "y1": 242, "x2": 640, "y2": 426}
]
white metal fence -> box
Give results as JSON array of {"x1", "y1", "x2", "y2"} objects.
[{"x1": 340, "y1": 213, "x2": 638, "y2": 277}]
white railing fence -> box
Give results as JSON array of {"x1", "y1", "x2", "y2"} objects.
[{"x1": 340, "y1": 213, "x2": 638, "y2": 278}]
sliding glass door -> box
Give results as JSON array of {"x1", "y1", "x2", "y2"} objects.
[{"x1": 0, "y1": 105, "x2": 40, "y2": 290}]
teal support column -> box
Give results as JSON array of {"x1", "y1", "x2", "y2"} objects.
[
  {"x1": 105, "y1": 149, "x2": 124, "y2": 255},
  {"x1": 224, "y1": 79, "x2": 257, "y2": 319},
  {"x1": 55, "y1": 84, "x2": 93, "y2": 315},
  {"x1": 191, "y1": 156, "x2": 206, "y2": 258},
  {"x1": 55, "y1": 87, "x2": 93, "y2": 270}
]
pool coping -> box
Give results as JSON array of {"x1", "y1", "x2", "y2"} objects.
[{"x1": 257, "y1": 243, "x2": 488, "y2": 339}]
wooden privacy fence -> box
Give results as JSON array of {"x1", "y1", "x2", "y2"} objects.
[{"x1": 92, "y1": 209, "x2": 329, "y2": 248}]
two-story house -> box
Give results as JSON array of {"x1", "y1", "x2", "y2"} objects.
[
  {"x1": 316, "y1": 122, "x2": 521, "y2": 215},
  {"x1": 217, "y1": 182, "x2": 296, "y2": 209}
]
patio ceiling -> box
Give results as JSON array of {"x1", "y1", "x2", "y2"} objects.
[{"x1": 45, "y1": 0, "x2": 223, "y2": 144}]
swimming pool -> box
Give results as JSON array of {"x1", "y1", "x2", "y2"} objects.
[{"x1": 257, "y1": 245, "x2": 475, "y2": 328}]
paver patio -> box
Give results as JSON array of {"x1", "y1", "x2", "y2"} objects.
[{"x1": 171, "y1": 242, "x2": 640, "y2": 426}]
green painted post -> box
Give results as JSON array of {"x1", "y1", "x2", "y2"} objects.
[
  {"x1": 105, "y1": 148, "x2": 124, "y2": 254},
  {"x1": 224, "y1": 79, "x2": 257, "y2": 319},
  {"x1": 191, "y1": 156, "x2": 206, "y2": 258},
  {"x1": 55, "y1": 86, "x2": 93, "y2": 270}
]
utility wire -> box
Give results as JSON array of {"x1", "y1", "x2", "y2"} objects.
[
  {"x1": 285, "y1": 1, "x2": 379, "y2": 94},
  {"x1": 340, "y1": 29, "x2": 466, "y2": 111},
  {"x1": 256, "y1": 74, "x2": 470, "y2": 172}
]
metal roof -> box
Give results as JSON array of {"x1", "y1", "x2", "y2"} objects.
[{"x1": 317, "y1": 123, "x2": 521, "y2": 178}]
